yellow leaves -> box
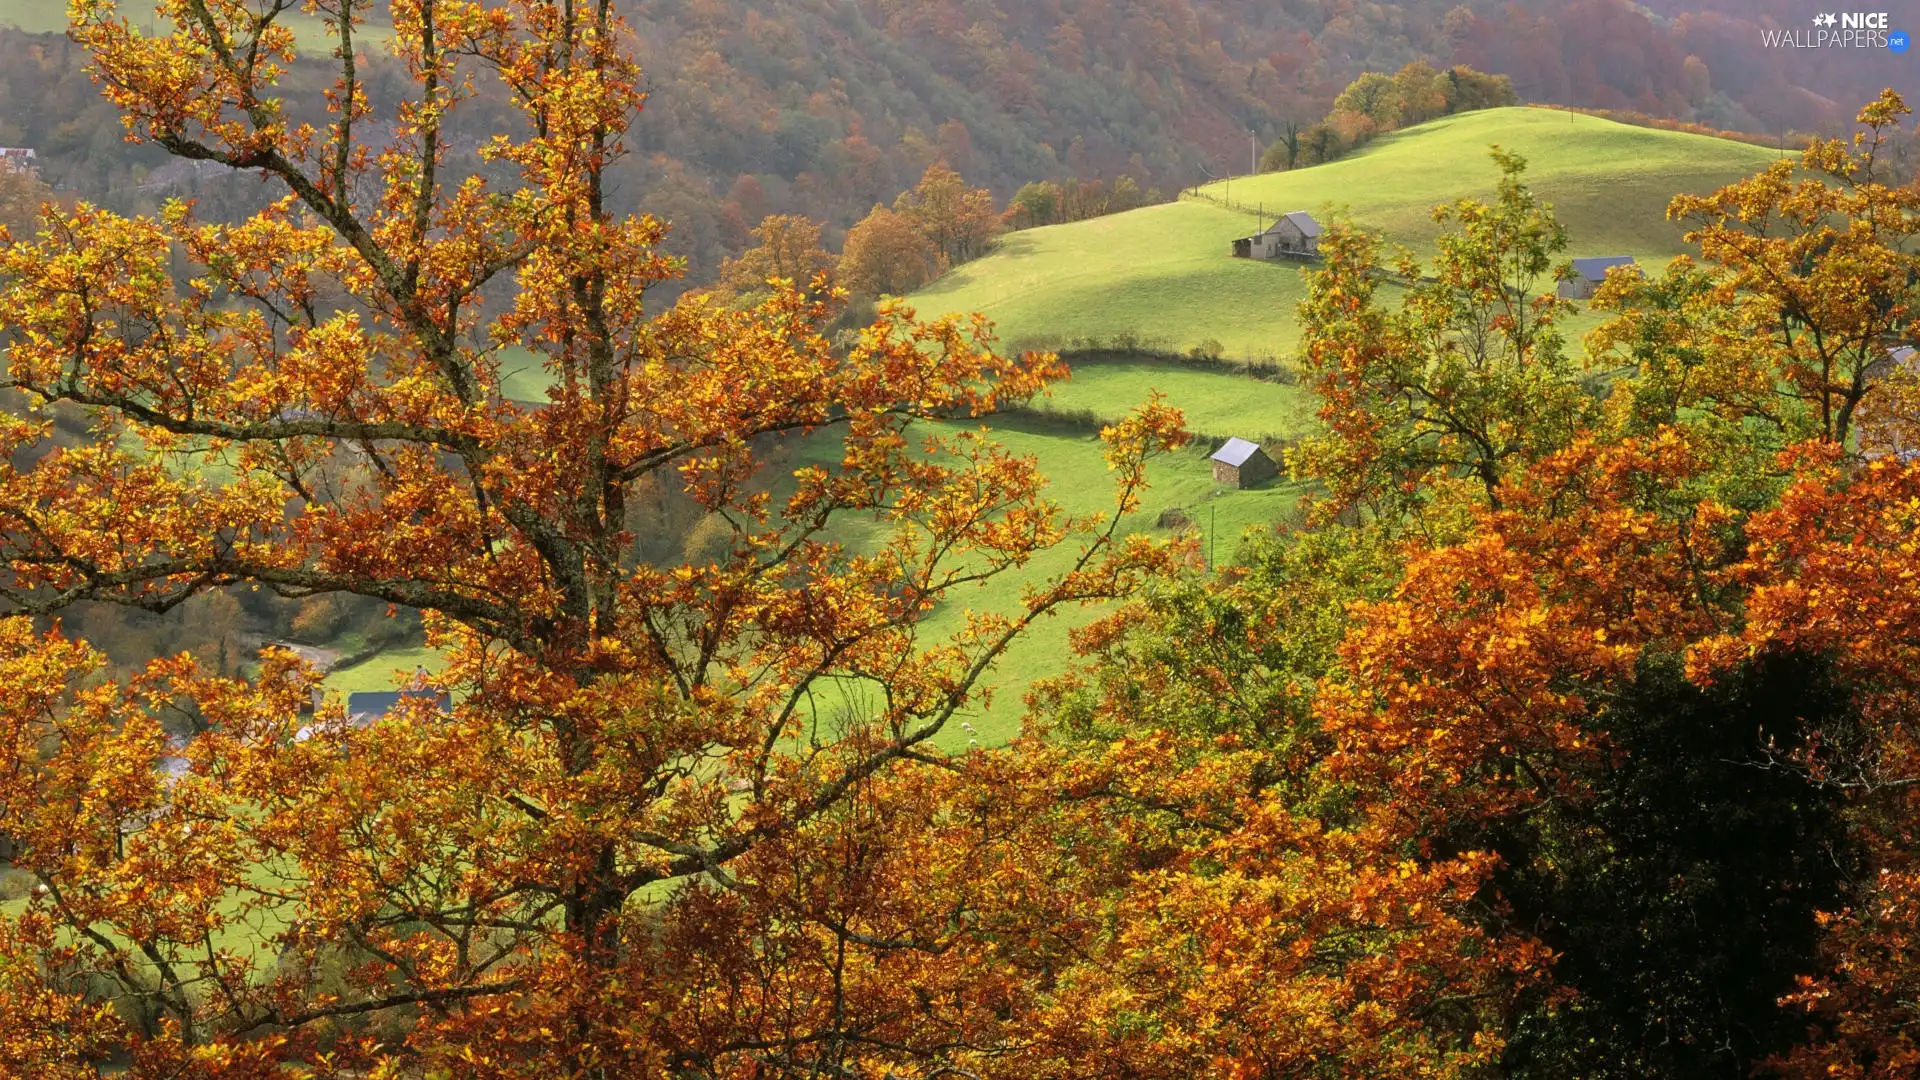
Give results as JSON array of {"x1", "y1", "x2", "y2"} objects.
[
  {"x1": 1855, "y1": 87, "x2": 1914, "y2": 129},
  {"x1": 0, "y1": 0, "x2": 1227, "y2": 1068}
]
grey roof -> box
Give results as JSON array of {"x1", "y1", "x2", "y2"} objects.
[
  {"x1": 1570, "y1": 256, "x2": 1638, "y2": 282},
  {"x1": 1891, "y1": 346, "x2": 1917, "y2": 367},
  {"x1": 1262, "y1": 210, "x2": 1321, "y2": 238},
  {"x1": 1210, "y1": 437, "x2": 1266, "y2": 467},
  {"x1": 346, "y1": 688, "x2": 450, "y2": 722}
]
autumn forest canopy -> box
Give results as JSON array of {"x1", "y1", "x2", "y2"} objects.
[{"x1": 7, "y1": 0, "x2": 1920, "y2": 1077}]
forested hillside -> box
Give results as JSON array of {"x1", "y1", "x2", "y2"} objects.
[
  {"x1": 1, "y1": 0, "x2": 1907, "y2": 288},
  {"x1": 0, "y1": 0, "x2": 1496, "y2": 283},
  {"x1": 1451, "y1": 0, "x2": 1914, "y2": 133}
]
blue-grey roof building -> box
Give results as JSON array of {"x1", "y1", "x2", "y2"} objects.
[
  {"x1": 1209, "y1": 437, "x2": 1277, "y2": 489},
  {"x1": 1561, "y1": 256, "x2": 1641, "y2": 299},
  {"x1": 346, "y1": 687, "x2": 451, "y2": 726}
]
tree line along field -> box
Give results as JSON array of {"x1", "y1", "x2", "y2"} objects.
[{"x1": 318, "y1": 106, "x2": 1794, "y2": 743}]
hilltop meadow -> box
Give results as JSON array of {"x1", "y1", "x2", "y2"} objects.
[{"x1": 917, "y1": 106, "x2": 1785, "y2": 361}]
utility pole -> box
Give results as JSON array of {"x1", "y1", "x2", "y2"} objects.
[
  {"x1": 1209, "y1": 495, "x2": 1218, "y2": 570},
  {"x1": 1250, "y1": 129, "x2": 1258, "y2": 175}
]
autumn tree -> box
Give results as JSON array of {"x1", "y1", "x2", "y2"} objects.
[
  {"x1": 1296, "y1": 121, "x2": 1343, "y2": 167},
  {"x1": 894, "y1": 160, "x2": 1000, "y2": 269},
  {"x1": 999, "y1": 524, "x2": 1549, "y2": 1077},
  {"x1": 1258, "y1": 119, "x2": 1302, "y2": 172},
  {"x1": 1680, "y1": 450, "x2": 1920, "y2": 1080},
  {"x1": 1331, "y1": 71, "x2": 1401, "y2": 133},
  {"x1": 1299, "y1": 428, "x2": 1872, "y2": 1079},
  {"x1": 839, "y1": 202, "x2": 938, "y2": 297},
  {"x1": 1290, "y1": 149, "x2": 1593, "y2": 524},
  {"x1": 1108, "y1": 175, "x2": 1147, "y2": 214},
  {"x1": 1662, "y1": 89, "x2": 1920, "y2": 448},
  {"x1": 0, "y1": 167, "x2": 51, "y2": 240},
  {"x1": 1202, "y1": 94, "x2": 1920, "y2": 1078},
  {"x1": 1442, "y1": 65, "x2": 1518, "y2": 112},
  {"x1": 1294, "y1": 65, "x2": 1516, "y2": 171},
  {"x1": 0, "y1": 0, "x2": 1187, "y2": 1074},
  {"x1": 1005, "y1": 179, "x2": 1061, "y2": 229},
  {"x1": 713, "y1": 212, "x2": 836, "y2": 304},
  {"x1": 1390, "y1": 60, "x2": 1449, "y2": 127}
]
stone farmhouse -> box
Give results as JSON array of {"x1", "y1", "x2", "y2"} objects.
[
  {"x1": 1233, "y1": 211, "x2": 1322, "y2": 260},
  {"x1": 1210, "y1": 437, "x2": 1277, "y2": 489}
]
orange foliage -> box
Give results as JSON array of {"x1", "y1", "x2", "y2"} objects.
[{"x1": 0, "y1": 0, "x2": 1191, "y2": 1072}]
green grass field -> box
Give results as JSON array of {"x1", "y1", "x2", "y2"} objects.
[
  {"x1": 301, "y1": 412, "x2": 1299, "y2": 749},
  {"x1": 910, "y1": 200, "x2": 1318, "y2": 362},
  {"x1": 914, "y1": 107, "x2": 1784, "y2": 361},
  {"x1": 323, "y1": 644, "x2": 445, "y2": 694},
  {"x1": 1033, "y1": 356, "x2": 1313, "y2": 443},
  {"x1": 784, "y1": 417, "x2": 1307, "y2": 748}
]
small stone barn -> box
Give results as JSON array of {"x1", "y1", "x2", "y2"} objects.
[
  {"x1": 1232, "y1": 211, "x2": 1322, "y2": 260},
  {"x1": 1210, "y1": 437, "x2": 1277, "y2": 489},
  {"x1": 1560, "y1": 256, "x2": 1641, "y2": 300}
]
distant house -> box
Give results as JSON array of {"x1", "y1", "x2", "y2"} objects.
[
  {"x1": 346, "y1": 686, "x2": 451, "y2": 726},
  {"x1": 0, "y1": 148, "x2": 36, "y2": 173},
  {"x1": 1232, "y1": 211, "x2": 1322, "y2": 260},
  {"x1": 1560, "y1": 256, "x2": 1641, "y2": 300},
  {"x1": 1210, "y1": 437, "x2": 1277, "y2": 489}
]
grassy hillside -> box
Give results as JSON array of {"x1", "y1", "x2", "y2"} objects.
[
  {"x1": 779, "y1": 418, "x2": 1309, "y2": 748},
  {"x1": 1203, "y1": 107, "x2": 1785, "y2": 266},
  {"x1": 916, "y1": 106, "x2": 1785, "y2": 361},
  {"x1": 312, "y1": 413, "x2": 1305, "y2": 749}
]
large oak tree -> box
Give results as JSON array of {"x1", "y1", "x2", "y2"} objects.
[{"x1": 0, "y1": 0, "x2": 1185, "y2": 1074}]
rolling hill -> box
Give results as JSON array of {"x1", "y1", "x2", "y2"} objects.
[{"x1": 914, "y1": 107, "x2": 1786, "y2": 363}]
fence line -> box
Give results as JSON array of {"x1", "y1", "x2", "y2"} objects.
[{"x1": 1182, "y1": 187, "x2": 1270, "y2": 219}]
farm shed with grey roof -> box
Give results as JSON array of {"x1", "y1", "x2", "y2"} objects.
[
  {"x1": 1209, "y1": 437, "x2": 1277, "y2": 489},
  {"x1": 1560, "y1": 256, "x2": 1641, "y2": 299},
  {"x1": 1233, "y1": 210, "x2": 1323, "y2": 260},
  {"x1": 346, "y1": 687, "x2": 452, "y2": 726}
]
